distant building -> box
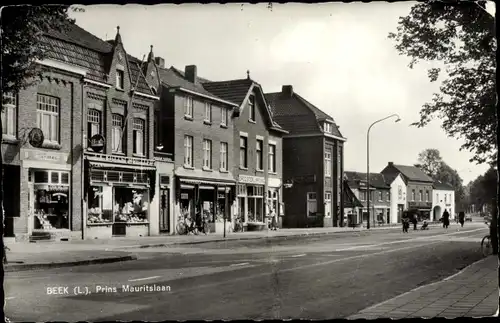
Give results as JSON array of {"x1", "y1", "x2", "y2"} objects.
[
  {"x1": 344, "y1": 171, "x2": 391, "y2": 226},
  {"x1": 386, "y1": 173, "x2": 407, "y2": 223},
  {"x1": 381, "y1": 162, "x2": 434, "y2": 220},
  {"x1": 432, "y1": 181, "x2": 455, "y2": 221}
]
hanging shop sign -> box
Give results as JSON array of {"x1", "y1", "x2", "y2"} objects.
[
  {"x1": 89, "y1": 134, "x2": 105, "y2": 153},
  {"x1": 28, "y1": 128, "x2": 44, "y2": 148},
  {"x1": 238, "y1": 175, "x2": 265, "y2": 185}
]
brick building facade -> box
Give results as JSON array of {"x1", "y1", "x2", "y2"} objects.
[
  {"x1": 203, "y1": 74, "x2": 288, "y2": 229},
  {"x1": 265, "y1": 85, "x2": 346, "y2": 228}
]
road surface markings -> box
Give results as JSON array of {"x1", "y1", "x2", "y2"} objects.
[
  {"x1": 290, "y1": 254, "x2": 307, "y2": 258},
  {"x1": 230, "y1": 262, "x2": 250, "y2": 267},
  {"x1": 171, "y1": 240, "x2": 445, "y2": 295},
  {"x1": 128, "y1": 275, "x2": 161, "y2": 282}
]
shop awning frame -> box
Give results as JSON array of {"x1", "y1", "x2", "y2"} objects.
[
  {"x1": 180, "y1": 178, "x2": 236, "y2": 187},
  {"x1": 88, "y1": 161, "x2": 156, "y2": 171}
]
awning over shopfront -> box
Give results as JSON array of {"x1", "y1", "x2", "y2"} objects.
[
  {"x1": 180, "y1": 178, "x2": 236, "y2": 187},
  {"x1": 175, "y1": 167, "x2": 236, "y2": 187},
  {"x1": 88, "y1": 161, "x2": 156, "y2": 171}
]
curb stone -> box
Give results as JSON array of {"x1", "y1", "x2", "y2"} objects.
[
  {"x1": 4, "y1": 255, "x2": 137, "y2": 272},
  {"x1": 115, "y1": 224, "x2": 445, "y2": 250}
]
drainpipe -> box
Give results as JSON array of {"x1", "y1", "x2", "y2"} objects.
[{"x1": 81, "y1": 80, "x2": 86, "y2": 240}]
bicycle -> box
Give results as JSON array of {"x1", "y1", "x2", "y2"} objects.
[
  {"x1": 176, "y1": 212, "x2": 209, "y2": 235},
  {"x1": 233, "y1": 215, "x2": 244, "y2": 232},
  {"x1": 481, "y1": 221, "x2": 493, "y2": 257}
]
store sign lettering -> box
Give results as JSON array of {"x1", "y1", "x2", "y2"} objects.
[
  {"x1": 238, "y1": 175, "x2": 265, "y2": 185},
  {"x1": 89, "y1": 134, "x2": 105, "y2": 153},
  {"x1": 22, "y1": 149, "x2": 66, "y2": 164}
]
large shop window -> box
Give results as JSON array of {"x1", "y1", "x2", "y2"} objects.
[
  {"x1": 112, "y1": 114, "x2": 124, "y2": 153},
  {"x1": 88, "y1": 186, "x2": 113, "y2": 224},
  {"x1": 36, "y1": 94, "x2": 60, "y2": 143},
  {"x1": 33, "y1": 170, "x2": 70, "y2": 230},
  {"x1": 247, "y1": 185, "x2": 264, "y2": 222},
  {"x1": 2, "y1": 92, "x2": 16, "y2": 137},
  {"x1": 114, "y1": 187, "x2": 149, "y2": 223}
]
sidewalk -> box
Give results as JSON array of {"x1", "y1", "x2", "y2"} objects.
[
  {"x1": 348, "y1": 255, "x2": 499, "y2": 319},
  {"x1": 2, "y1": 222, "x2": 446, "y2": 271}
]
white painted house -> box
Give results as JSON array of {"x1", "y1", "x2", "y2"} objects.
[
  {"x1": 387, "y1": 173, "x2": 407, "y2": 223},
  {"x1": 432, "y1": 181, "x2": 455, "y2": 221}
]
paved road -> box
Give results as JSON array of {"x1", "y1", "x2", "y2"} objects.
[{"x1": 5, "y1": 222, "x2": 489, "y2": 321}]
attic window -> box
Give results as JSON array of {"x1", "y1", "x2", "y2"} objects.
[{"x1": 323, "y1": 122, "x2": 332, "y2": 133}]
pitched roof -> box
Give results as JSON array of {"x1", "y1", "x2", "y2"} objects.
[
  {"x1": 170, "y1": 66, "x2": 213, "y2": 83},
  {"x1": 344, "y1": 182, "x2": 364, "y2": 208},
  {"x1": 344, "y1": 171, "x2": 390, "y2": 189},
  {"x1": 433, "y1": 180, "x2": 455, "y2": 191},
  {"x1": 388, "y1": 164, "x2": 434, "y2": 183},
  {"x1": 41, "y1": 23, "x2": 154, "y2": 96},
  {"x1": 265, "y1": 91, "x2": 343, "y2": 138},
  {"x1": 157, "y1": 67, "x2": 230, "y2": 103},
  {"x1": 202, "y1": 78, "x2": 286, "y2": 132},
  {"x1": 202, "y1": 78, "x2": 253, "y2": 106}
]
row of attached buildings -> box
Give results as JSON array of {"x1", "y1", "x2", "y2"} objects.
[
  {"x1": 2, "y1": 23, "x2": 351, "y2": 241},
  {"x1": 344, "y1": 163, "x2": 456, "y2": 226}
]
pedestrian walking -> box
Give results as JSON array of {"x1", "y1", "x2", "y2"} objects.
[
  {"x1": 402, "y1": 216, "x2": 409, "y2": 233},
  {"x1": 270, "y1": 208, "x2": 278, "y2": 230},
  {"x1": 442, "y1": 209, "x2": 450, "y2": 229},
  {"x1": 458, "y1": 211, "x2": 465, "y2": 227},
  {"x1": 412, "y1": 213, "x2": 418, "y2": 230}
]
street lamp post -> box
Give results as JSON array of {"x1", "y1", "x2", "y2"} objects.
[{"x1": 366, "y1": 114, "x2": 401, "y2": 229}]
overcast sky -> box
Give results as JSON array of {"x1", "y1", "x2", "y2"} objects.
[{"x1": 70, "y1": 2, "x2": 495, "y2": 185}]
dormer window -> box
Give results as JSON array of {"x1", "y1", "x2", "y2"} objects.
[
  {"x1": 116, "y1": 70, "x2": 124, "y2": 90},
  {"x1": 324, "y1": 122, "x2": 332, "y2": 133}
]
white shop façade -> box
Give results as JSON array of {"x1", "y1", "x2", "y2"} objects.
[{"x1": 83, "y1": 141, "x2": 157, "y2": 239}]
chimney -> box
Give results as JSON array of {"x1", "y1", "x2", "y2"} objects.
[
  {"x1": 388, "y1": 162, "x2": 394, "y2": 166},
  {"x1": 282, "y1": 85, "x2": 293, "y2": 98},
  {"x1": 155, "y1": 57, "x2": 165, "y2": 69},
  {"x1": 185, "y1": 65, "x2": 197, "y2": 84}
]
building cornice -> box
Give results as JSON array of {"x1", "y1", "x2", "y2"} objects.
[
  {"x1": 84, "y1": 78, "x2": 112, "y2": 88},
  {"x1": 134, "y1": 91, "x2": 160, "y2": 101},
  {"x1": 36, "y1": 59, "x2": 87, "y2": 77}
]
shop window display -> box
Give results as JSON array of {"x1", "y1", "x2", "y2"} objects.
[
  {"x1": 114, "y1": 187, "x2": 149, "y2": 223},
  {"x1": 34, "y1": 188, "x2": 69, "y2": 229},
  {"x1": 88, "y1": 186, "x2": 113, "y2": 224}
]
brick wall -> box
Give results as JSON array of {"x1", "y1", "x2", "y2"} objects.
[
  {"x1": 173, "y1": 94, "x2": 234, "y2": 171},
  {"x1": 282, "y1": 136, "x2": 323, "y2": 227}
]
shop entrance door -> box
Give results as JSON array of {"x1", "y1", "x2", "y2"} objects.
[{"x1": 159, "y1": 188, "x2": 170, "y2": 232}]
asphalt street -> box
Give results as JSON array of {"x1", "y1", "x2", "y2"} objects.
[{"x1": 5, "y1": 221, "x2": 490, "y2": 321}]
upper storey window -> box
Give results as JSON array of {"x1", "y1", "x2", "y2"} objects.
[{"x1": 323, "y1": 122, "x2": 332, "y2": 133}]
